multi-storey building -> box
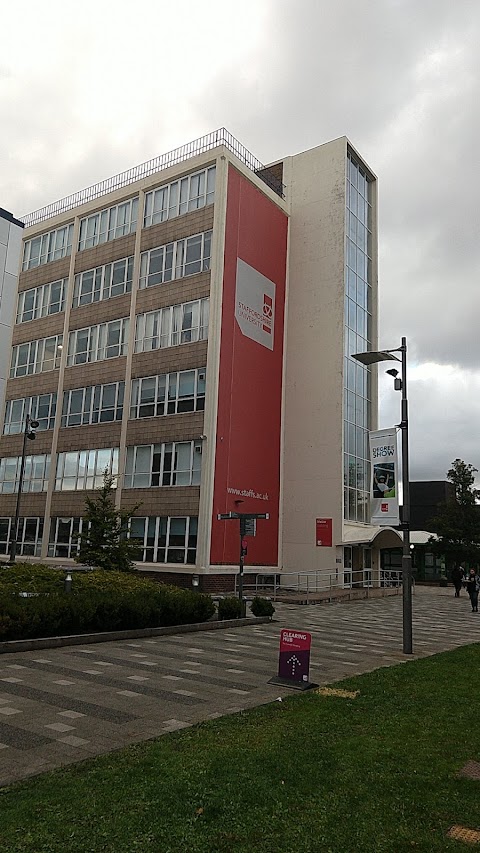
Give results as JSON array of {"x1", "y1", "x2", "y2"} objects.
[
  {"x1": 0, "y1": 129, "x2": 401, "y2": 588},
  {"x1": 0, "y1": 208, "x2": 24, "y2": 424}
]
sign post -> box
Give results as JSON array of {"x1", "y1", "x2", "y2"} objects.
[
  {"x1": 217, "y1": 512, "x2": 269, "y2": 615},
  {"x1": 268, "y1": 629, "x2": 318, "y2": 691}
]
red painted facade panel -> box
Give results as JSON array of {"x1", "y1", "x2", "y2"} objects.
[{"x1": 210, "y1": 166, "x2": 288, "y2": 566}]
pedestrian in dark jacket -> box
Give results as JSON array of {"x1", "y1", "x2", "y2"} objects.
[
  {"x1": 465, "y1": 568, "x2": 480, "y2": 613},
  {"x1": 451, "y1": 564, "x2": 465, "y2": 597}
]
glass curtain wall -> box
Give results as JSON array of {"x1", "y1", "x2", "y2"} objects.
[{"x1": 344, "y1": 153, "x2": 373, "y2": 523}]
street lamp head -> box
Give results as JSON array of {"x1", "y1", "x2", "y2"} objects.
[
  {"x1": 352, "y1": 350, "x2": 401, "y2": 366},
  {"x1": 26, "y1": 418, "x2": 39, "y2": 440}
]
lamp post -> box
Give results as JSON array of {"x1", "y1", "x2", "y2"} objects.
[
  {"x1": 8, "y1": 414, "x2": 39, "y2": 564},
  {"x1": 352, "y1": 337, "x2": 412, "y2": 655},
  {"x1": 217, "y1": 512, "x2": 269, "y2": 614}
]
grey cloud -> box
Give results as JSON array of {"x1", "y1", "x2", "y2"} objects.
[
  {"x1": 379, "y1": 370, "x2": 480, "y2": 482},
  {"x1": 199, "y1": 2, "x2": 480, "y2": 372}
]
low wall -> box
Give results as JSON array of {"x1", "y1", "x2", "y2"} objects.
[{"x1": 0, "y1": 616, "x2": 271, "y2": 655}]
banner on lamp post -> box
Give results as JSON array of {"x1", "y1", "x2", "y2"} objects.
[{"x1": 369, "y1": 428, "x2": 400, "y2": 526}]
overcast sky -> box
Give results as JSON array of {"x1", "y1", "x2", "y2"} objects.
[{"x1": 1, "y1": 0, "x2": 478, "y2": 483}]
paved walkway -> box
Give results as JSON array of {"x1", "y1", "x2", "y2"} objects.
[{"x1": 1, "y1": 587, "x2": 479, "y2": 788}]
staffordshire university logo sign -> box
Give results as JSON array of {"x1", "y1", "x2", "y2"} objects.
[{"x1": 235, "y1": 258, "x2": 275, "y2": 350}]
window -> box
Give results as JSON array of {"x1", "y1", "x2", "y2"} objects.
[
  {"x1": 124, "y1": 441, "x2": 202, "y2": 488},
  {"x1": 55, "y1": 447, "x2": 119, "y2": 491},
  {"x1": 139, "y1": 231, "x2": 212, "y2": 289},
  {"x1": 144, "y1": 166, "x2": 215, "y2": 228},
  {"x1": 22, "y1": 224, "x2": 74, "y2": 271},
  {"x1": 0, "y1": 455, "x2": 50, "y2": 493},
  {"x1": 344, "y1": 152, "x2": 374, "y2": 523},
  {"x1": 17, "y1": 279, "x2": 67, "y2": 323},
  {"x1": 0, "y1": 517, "x2": 44, "y2": 557},
  {"x1": 61, "y1": 383, "x2": 124, "y2": 427},
  {"x1": 78, "y1": 197, "x2": 138, "y2": 251},
  {"x1": 10, "y1": 335, "x2": 63, "y2": 378},
  {"x1": 130, "y1": 369, "x2": 205, "y2": 419},
  {"x1": 48, "y1": 517, "x2": 84, "y2": 558},
  {"x1": 128, "y1": 516, "x2": 198, "y2": 564},
  {"x1": 67, "y1": 318, "x2": 129, "y2": 366},
  {"x1": 176, "y1": 232, "x2": 212, "y2": 278},
  {"x1": 135, "y1": 299, "x2": 209, "y2": 353},
  {"x1": 73, "y1": 257, "x2": 134, "y2": 307},
  {"x1": 3, "y1": 394, "x2": 57, "y2": 435}
]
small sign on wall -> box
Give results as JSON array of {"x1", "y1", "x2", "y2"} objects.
[{"x1": 316, "y1": 518, "x2": 332, "y2": 547}]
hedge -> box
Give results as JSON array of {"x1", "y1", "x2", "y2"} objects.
[{"x1": 0, "y1": 563, "x2": 215, "y2": 641}]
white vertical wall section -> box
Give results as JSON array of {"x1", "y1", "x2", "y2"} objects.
[
  {"x1": 195, "y1": 154, "x2": 229, "y2": 571},
  {"x1": 282, "y1": 138, "x2": 349, "y2": 572},
  {"x1": 0, "y1": 210, "x2": 24, "y2": 427}
]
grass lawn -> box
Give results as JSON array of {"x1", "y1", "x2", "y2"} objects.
[{"x1": 1, "y1": 645, "x2": 480, "y2": 852}]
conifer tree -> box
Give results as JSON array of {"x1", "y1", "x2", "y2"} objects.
[{"x1": 76, "y1": 471, "x2": 141, "y2": 572}]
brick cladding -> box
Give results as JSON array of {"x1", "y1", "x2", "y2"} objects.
[
  {"x1": 140, "y1": 206, "x2": 214, "y2": 253},
  {"x1": 12, "y1": 315, "x2": 65, "y2": 346},
  {"x1": 56, "y1": 422, "x2": 122, "y2": 453},
  {"x1": 68, "y1": 293, "x2": 132, "y2": 331},
  {"x1": 137, "y1": 571, "x2": 194, "y2": 589},
  {"x1": 200, "y1": 574, "x2": 238, "y2": 593},
  {"x1": 135, "y1": 273, "x2": 210, "y2": 316},
  {"x1": 0, "y1": 432, "x2": 53, "y2": 458},
  {"x1": 131, "y1": 341, "x2": 208, "y2": 379},
  {"x1": 18, "y1": 257, "x2": 71, "y2": 292},
  {"x1": 126, "y1": 412, "x2": 204, "y2": 446},
  {"x1": 49, "y1": 487, "x2": 200, "y2": 519},
  {"x1": 0, "y1": 493, "x2": 47, "y2": 518},
  {"x1": 120, "y1": 487, "x2": 200, "y2": 517},
  {"x1": 63, "y1": 357, "x2": 128, "y2": 390},
  {"x1": 74, "y1": 234, "x2": 136, "y2": 275},
  {"x1": 49, "y1": 491, "x2": 96, "y2": 517},
  {"x1": 137, "y1": 572, "x2": 238, "y2": 593},
  {"x1": 5, "y1": 372, "x2": 60, "y2": 400}
]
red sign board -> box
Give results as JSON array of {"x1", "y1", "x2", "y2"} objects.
[
  {"x1": 316, "y1": 518, "x2": 332, "y2": 547},
  {"x1": 210, "y1": 166, "x2": 288, "y2": 567},
  {"x1": 278, "y1": 629, "x2": 312, "y2": 683}
]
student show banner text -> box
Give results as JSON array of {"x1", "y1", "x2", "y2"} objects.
[{"x1": 369, "y1": 428, "x2": 400, "y2": 527}]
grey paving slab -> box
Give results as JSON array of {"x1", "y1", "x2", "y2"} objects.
[{"x1": 1, "y1": 587, "x2": 480, "y2": 787}]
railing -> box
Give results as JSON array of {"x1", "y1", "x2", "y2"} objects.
[
  {"x1": 21, "y1": 128, "x2": 285, "y2": 227},
  {"x1": 233, "y1": 568, "x2": 413, "y2": 600},
  {"x1": 235, "y1": 570, "x2": 354, "y2": 601},
  {"x1": 380, "y1": 569, "x2": 403, "y2": 588}
]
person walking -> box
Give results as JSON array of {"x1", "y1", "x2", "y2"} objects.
[
  {"x1": 451, "y1": 564, "x2": 465, "y2": 597},
  {"x1": 465, "y1": 568, "x2": 479, "y2": 613}
]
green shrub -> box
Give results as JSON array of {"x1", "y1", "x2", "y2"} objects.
[
  {"x1": 218, "y1": 596, "x2": 244, "y2": 620},
  {"x1": 250, "y1": 596, "x2": 275, "y2": 619},
  {"x1": 0, "y1": 564, "x2": 215, "y2": 640},
  {"x1": 153, "y1": 586, "x2": 215, "y2": 627},
  {"x1": 0, "y1": 563, "x2": 64, "y2": 595}
]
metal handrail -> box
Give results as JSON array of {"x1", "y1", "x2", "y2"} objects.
[
  {"x1": 234, "y1": 568, "x2": 412, "y2": 600},
  {"x1": 21, "y1": 128, "x2": 285, "y2": 227},
  {"x1": 236, "y1": 569, "x2": 345, "y2": 601}
]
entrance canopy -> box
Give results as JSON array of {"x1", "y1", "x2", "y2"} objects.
[{"x1": 341, "y1": 524, "x2": 403, "y2": 549}]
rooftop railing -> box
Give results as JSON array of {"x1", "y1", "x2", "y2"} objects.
[{"x1": 21, "y1": 128, "x2": 285, "y2": 227}]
